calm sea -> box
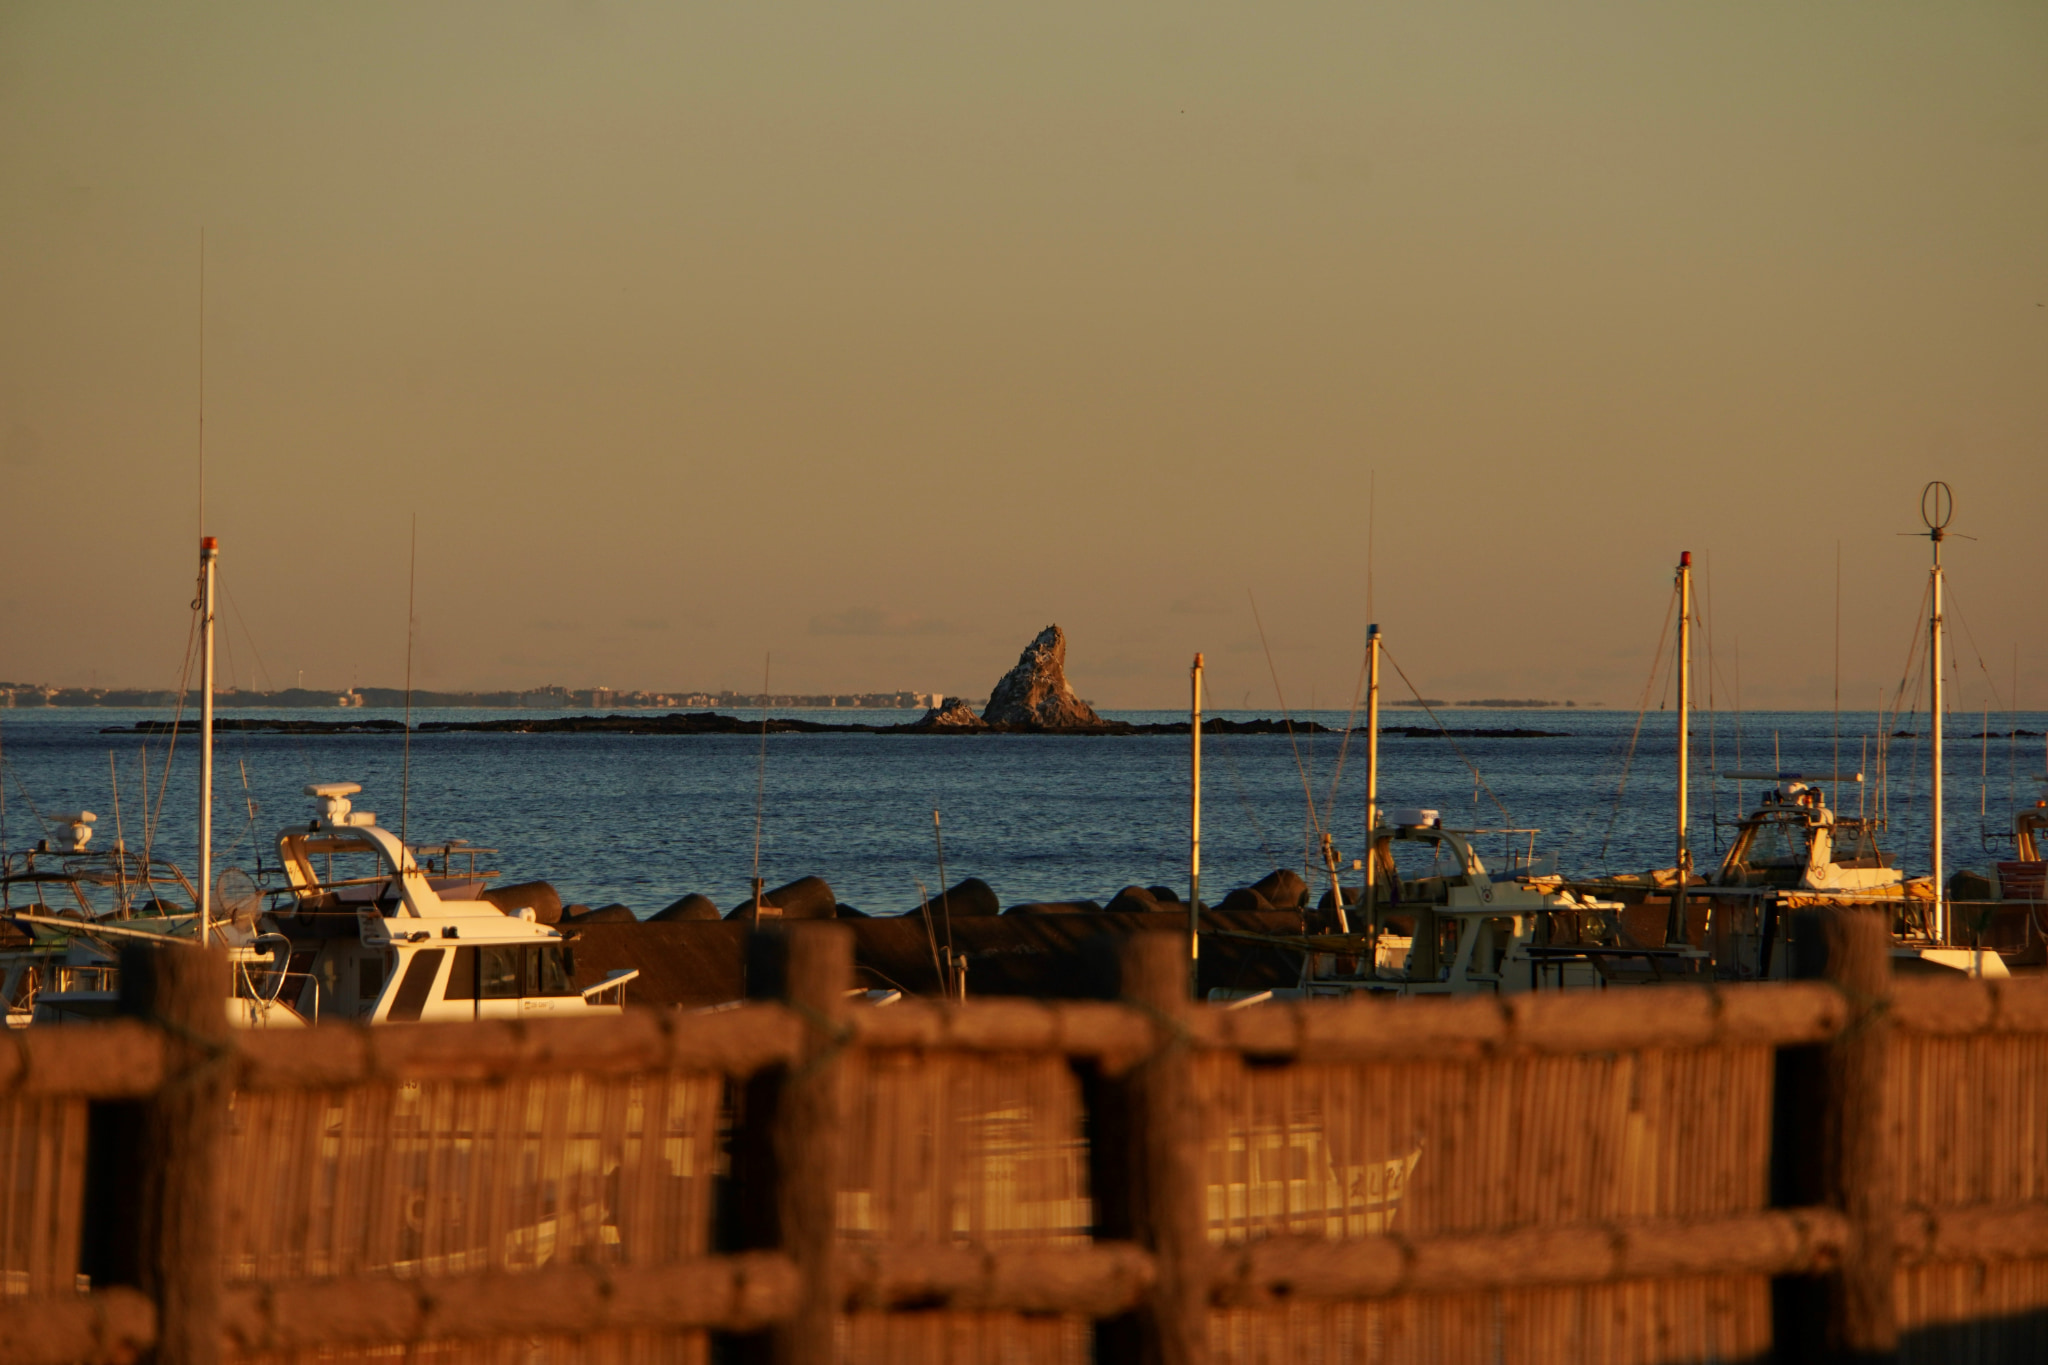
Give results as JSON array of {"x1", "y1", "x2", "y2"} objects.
[{"x1": 1, "y1": 706, "x2": 2041, "y2": 915}]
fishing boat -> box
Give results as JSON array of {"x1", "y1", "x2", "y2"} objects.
[
  {"x1": 1210, "y1": 808, "x2": 1678, "y2": 1000},
  {"x1": 1581, "y1": 520, "x2": 2011, "y2": 981},
  {"x1": 266, "y1": 781, "x2": 636, "y2": 1022},
  {"x1": 1942, "y1": 784, "x2": 2048, "y2": 967},
  {"x1": 1195, "y1": 624, "x2": 1702, "y2": 1000},
  {"x1": 4, "y1": 537, "x2": 635, "y2": 1026}
]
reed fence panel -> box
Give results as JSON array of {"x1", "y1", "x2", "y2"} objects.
[
  {"x1": 0, "y1": 1095, "x2": 85, "y2": 1300},
  {"x1": 5, "y1": 918, "x2": 2048, "y2": 1363},
  {"x1": 1888, "y1": 999, "x2": 2048, "y2": 1362}
]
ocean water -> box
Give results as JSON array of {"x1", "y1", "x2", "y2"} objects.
[{"x1": 1, "y1": 706, "x2": 2042, "y2": 915}]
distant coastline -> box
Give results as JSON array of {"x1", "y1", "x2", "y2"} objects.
[
  {"x1": 0, "y1": 684, "x2": 963, "y2": 711},
  {"x1": 4, "y1": 683, "x2": 1596, "y2": 711},
  {"x1": 97, "y1": 712, "x2": 1572, "y2": 739}
]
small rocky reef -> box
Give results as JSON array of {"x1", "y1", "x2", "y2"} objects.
[
  {"x1": 979, "y1": 625, "x2": 1103, "y2": 728},
  {"x1": 910, "y1": 624, "x2": 1107, "y2": 732}
]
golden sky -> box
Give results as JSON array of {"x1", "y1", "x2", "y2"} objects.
[{"x1": 1, "y1": 2, "x2": 2042, "y2": 708}]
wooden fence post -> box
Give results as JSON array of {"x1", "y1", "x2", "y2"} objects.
[
  {"x1": 745, "y1": 922, "x2": 852, "y2": 1365},
  {"x1": 1786, "y1": 907, "x2": 1898, "y2": 1363},
  {"x1": 122, "y1": 943, "x2": 232, "y2": 1365},
  {"x1": 1121, "y1": 931, "x2": 1209, "y2": 1365}
]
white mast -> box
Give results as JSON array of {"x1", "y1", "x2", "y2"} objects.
[
  {"x1": 198, "y1": 535, "x2": 218, "y2": 944},
  {"x1": 1189, "y1": 652, "x2": 1203, "y2": 996},
  {"x1": 1669, "y1": 552, "x2": 1692, "y2": 946},
  {"x1": 1362, "y1": 624, "x2": 1380, "y2": 940},
  {"x1": 1924, "y1": 482, "x2": 1951, "y2": 943}
]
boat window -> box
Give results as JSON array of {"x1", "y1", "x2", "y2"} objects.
[
  {"x1": 479, "y1": 946, "x2": 522, "y2": 998},
  {"x1": 1830, "y1": 820, "x2": 1887, "y2": 869},
  {"x1": 1743, "y1": 818, "x2": 1812, "y2": 868},
  {"x1": 446, "y1": 946, "x2": 477, "y2": 1000},
  {"x1": 358, "y1": 954, "x2": 387, "y2": 1009},
  {"x1": 313, "y1": 953, "x2": 346, "y2": 1017},
  {"x1": 1376, "y1": 843, "x2": 1458, "y2": 896},
  {"x1": 387, "y1": 949, "x2": 445, "y2": 1023},
  {"x1": 537, "y1": 945, "x2": 573, "y2": 996}
]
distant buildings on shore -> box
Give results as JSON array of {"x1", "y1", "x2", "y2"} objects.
[{"x1": 0, "y1": 682, "x2": 962, "y2": 711}]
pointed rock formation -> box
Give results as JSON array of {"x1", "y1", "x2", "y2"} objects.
[{"x1": 981, "y1": 626, "x2": 1102, "y2": 729}]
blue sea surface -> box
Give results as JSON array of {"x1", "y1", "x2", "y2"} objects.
[{"x1": 1, "y1": 705, "x2": 2041, "y2": 915}]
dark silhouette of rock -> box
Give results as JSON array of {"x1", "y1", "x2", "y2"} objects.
[
  {"x1": 725, "y1": 875, "x2": 840, "y2": 920},
  {"x1": 1317, "y1": 886, "x2": 1362, "y2": 911},
  {"x1": 1218, "y1": 887, "x2": 1270, "y2": 913},
  {"x1": 565, "y1": 903, "x2": 637, "y2": 924},
  {"x1": 650, "y1": 893, "x2": 720, "y2": 922},
  {"x1": 1003, "y1": 899, "x2": 1105, "y2": 915},
  {"x1": 482, "y1": 880, "x2": 563, "y2": 924},
  {"x1": 561, "y1": 903, "x2": 592, "y2": 921},
  {"x1": 836, "y1": 903, "x2": 870, "y2": 918},
  {"x1": 980, "y1": 626, "x2": 1103, "y2": 729},
  {"x1": 1104, "y1": 885, "x2": 1167, "y2": 914},
  {"x1": 1147, "y1": 885, "x2": 1182, "y2": 904},
  {"x1": 912, "y1": 697, "x2": 986, "y2": 729},
  {"x1": 921, "y1": 878, "x2": 1001, "y2": 919},
  {"x1": 1252, "y1": 869, "x2": 1309, "y2": 909}
]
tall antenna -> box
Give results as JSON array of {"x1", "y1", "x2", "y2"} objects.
[
  {"x1": 751, "y1": 653, "x2": 770, "y2": 913},
  {"x1": 1189, "y1": 652, "x2": 1203, "y2": 996},
  {"x1": 1366, "y1": 469, "x2": 1377, "y2": 621},
  {"x1": 197, "y1": 536, "x2": 219, "y2": 943},
  {"x1": 1834, "y1": 541, "x2": 1842, "y2": 804},
  {"x1": 197, "y1": 228, "x2": 206, "y2": 541},
  {"x1": 110, "y1": 750, "x2": 127, "y2": 915},
  {"x1": 932, "y1": 809, "x2": 957, "y2": 999},
  {"x1": 1668, "y1": 552, "x2": 1693, "y2": 948},
  {"x1": 400, "y1": 514, "x2": 418, "y2": 845},
  {"x1": 1923, "y1": 480, "x2": 1953, "y2": 942}
]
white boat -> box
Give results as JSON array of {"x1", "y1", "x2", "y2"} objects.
[{"x1": 267, "y1": 781, "x2": 634, "y2": 1022}]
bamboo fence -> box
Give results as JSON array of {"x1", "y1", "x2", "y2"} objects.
[{"x1": 0, "y1": 916, "x2": 2043, "y2": 1363}]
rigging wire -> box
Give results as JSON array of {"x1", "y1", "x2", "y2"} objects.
[
  {"x1": 750, "y1": 653, "x2": 771, "y2": 910},
  {"x1": 1380, "y1": 644, "x2": 1513, "y2": 827},
  {"x1": 1834, "y1": 542, "x2": 1842, "y2": 802},
  {"x1": 1597, "y1": 579, "x2": 1680, "y2": 863},
  {"x1": 1218, "y1": 729, "x2": 1279, "y2": 872},
  {"x1": 1319, "y1": 640, "x2": 1374, "y2": 834},
  {"x1": 1247, "y1": 591, "x2": 1325, "y2": 845},
  {"x1": 401, "y1": 514, "x2": 418, "y2": 846},
  {"x1": 220, "y1": 575, "x2": 313, "y2": 779},
  {"x1": 1878, "y1": 576, "x2": 1935, "y2": 830},
  {"x1": 142, "y1": 589, "x2": 203, "y2": 876},
  {"x1": 1704, "y1": 552, "x2": 1719, "y2": 850}
]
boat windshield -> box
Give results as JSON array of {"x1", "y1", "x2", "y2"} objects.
[
  {"x1": 278, "y1": 832, "x2": 400, "y2": 907},
  {"x1": 1830, "y1": 819, "x2": 1887, "y2": 869},
  {"x1": 1742, "y1": 816, "x2": 1812, "y2": 869}
]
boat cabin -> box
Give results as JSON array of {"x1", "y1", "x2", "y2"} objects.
[
  {"x1": 1216, "y1": 810, "x2": 1675, "y2": 1000},
  {"x1": 1713, "y1": 781, "x2": 1898, "y2": 894},
  {"x1": 270, "y1": 783, "x2": 633, "y2": 1023}
]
